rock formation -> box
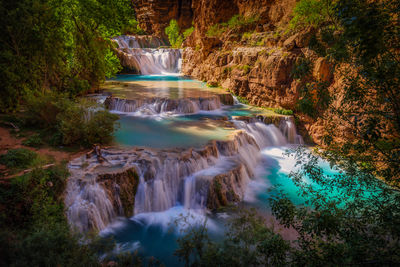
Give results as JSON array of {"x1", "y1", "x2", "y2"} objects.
[
  {"x1": 129, "y1": 0, "x2": 338, "y2": 144},
  {"x1": 132, "y1": 0, "x2": 193, "y2": 39}
]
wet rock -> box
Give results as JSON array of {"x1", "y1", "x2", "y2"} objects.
[{"x1": 97, "y1": 168, "x2": 139, "y2": 218}]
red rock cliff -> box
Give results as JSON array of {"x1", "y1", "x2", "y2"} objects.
[{"x1": 133, "y1": 0, "x2": 193, "y2": 38}]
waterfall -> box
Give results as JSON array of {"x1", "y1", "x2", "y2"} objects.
[
  {"x1": 113, "y1": 35, "x2": 181, "y2": 75},
  {"x1": 66, "y1": 116, "x2": 304, "y2": 232},
  {"x1": 105, "y1": 96, "x2": 222, "y2": 115},
  {"x1": 279, "y1": 117, "x2": 304, "y2": 144},
  {"x1": 233, "y1": 120, "x2": 288, "y2": 147}
]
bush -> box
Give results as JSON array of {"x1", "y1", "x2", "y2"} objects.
[
  {"x1": 85, "y1": 110, "x2": 119, "y2": 145},
  {"x1": 22, "y1": 134, "x2": 43, "y2": 148},
  {"x1": 274, "y1": 108, "x2": 294, "y2": 115},
  {"x1": 122, "y1": 18, "x2": 146, "y2": 35},
  {"x1": 206, "y1": 14, "x2": 260, "y2": 37},
  {"x1": 290, "y1": 0, "x2": 334, "y2": 29},
  {"x1": 165, "y1": 19, "x2": 183, "y2": 48},
  {"x1": 56, "y1": 104, "x2": 86, "y2": 146},
  {"x1": 0, "y1": 149, "x2": 37, "y2": 169},
  {"x1": 25, "y1": 92, "x2": 71, "y2": 129},
  {"x1": 26, "y1": 93, "x2": 119, "y2": 148},
  {"x1": 183, "y1": 26, "x2": 194, "y2": 39}
]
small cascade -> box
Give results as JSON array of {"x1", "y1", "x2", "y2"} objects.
[
  {"x1": 114, "y1": 35, "x2": 167, "y2": 49},
  {"x1": 279, "y1": 117, "x2": 304, "y2": 144},
  {"x1": 232, "y1": 95, "x2": 242, "y2": 105},
  {"x1": 105, "y1": 96, "x2": 222, "y2": 115},
  {"x1": 233, "y1": 120, "x2": 288, "y2": 147},
  {"x1": 113, "y1": 35, "x2": 181, "y2": 74}
]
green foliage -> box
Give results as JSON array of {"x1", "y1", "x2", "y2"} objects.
[
  {"x1": 0, "y1": 163, "x2": 125, "y2": 266},
  {"x1": 235, "y1": 95, "x2": 249, "y2": 105},
  {"x1": 183, "y1": 26, "x2": 195, "y2": 39},
  {"x1": 0, "y1": 149, "x2": 37, "y2": 169},
  {"x1": 223, "y1": 66, "x2": 232, "y2": 74},
  {"x1": 296, "y1": 81, "x2": 331, "y2": 118},
  {"x1": 175, "y1": 209, "x2": 291, "y2": 266},
  {"x1": 26, "y1": 92, "x2": 119, "y2": 147},
  {"x1": 122, "y1": 18, "x2": 146, "y2": 35},
  {"x1": 291, "y1": 57, "x2": 312, "y2": 80},
  {"x1": 290, "y1": 0, "x2": 336, "y2": 29},
  {"x1": 242, "y1": 65, "x2": 251, "y2": 74},
  {"x1": 206, "y1": 83, "x2": 219, "y2": 88},
  {"x1": 0, "y1": 0, "x2": 134, "y2": 112},
  {"x1": 206, "y1": 14, "x2": 260, "y2": 37},
  {"x1": 274, "y1": 108, "x2": 294, "y2": 116},
  {"x1": 165, "y1": 19, "x2": 184, "y2": 48},
  {"x1": 269, "y1": 147, "x2": 400, "y2": 265},
  {"x1": 22, "y1": 134, "x2": 43, "y2": 148},
  {"x1": 85, "y1": 110, "x2": 119, "y2": 145},
  {"x1": 206, "y1": 24, "x2": 226, "y2": 38}
]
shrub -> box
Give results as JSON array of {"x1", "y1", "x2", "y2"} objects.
[
  {"x1": 25, "y1": 91, "x2": 71, "y2": 129},
  {"x1": 56, "y1": 104, "x2": 86, "y2": 146},
  {"x1": 26, "y1": 93, "x2": 119, "y2": 147},
  {"x1": 236, "y1": 95, "x2": 249, "y2": 104},
  {"x1": 0, "y1": 148, "x2": 37, "y2": 169},
  {"x1": 290, "y1": 0, "x2": 334, "y2": 29},
  {"x1": 183, "y1": 26, "x2": 194, "y2": 39},
  {"x1": 274, "y1": 108, "x2": 294, "y2": 115},
  {"x1": 206, "y1": 14, "x2": 260, "y2": 37},
  {"x1": 122, "y1": 18, "x2": 146, "y2": 35},
  {"x1": 165, "y1": 19, "x2": 183, "y2": 48},
  {"x1": 22, "y1": 134, "x2": 43, "y2": 148},
  {"x1": 85, "y1": 110, "x2": 119, "y2": 145},
  {"x1": 223, "y1": 66, "x2": 232, "y2": 74},
  {"x1": 237, "y1": 65, "x2": 251, "y2": 74}
]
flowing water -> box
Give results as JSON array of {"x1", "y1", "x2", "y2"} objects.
[{"x1": 66, "y1": 36, "x2": 332, "y2": 265}]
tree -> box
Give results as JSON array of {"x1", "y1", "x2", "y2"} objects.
[{"x1": 0, "y1": 0, "x2": 135, "y2": 112}]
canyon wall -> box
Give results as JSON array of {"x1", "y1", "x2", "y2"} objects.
[
  {"x1": 132, "y1": 0, "x2": 337, "y2": 144},
  {"x1": 132, "y1": 0, "x2": 193, "y2": 39}
]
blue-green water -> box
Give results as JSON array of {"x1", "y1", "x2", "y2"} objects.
[
  {"x1": 102, "y1": 75, "x2": 370, "y2": 266},
  {"x1": 102, "y1": 146, "x2": 345, "y2": 265},
  {"x1": 110, "y1": 74, "x2": 195, "y2": 82},
  {"x1": 114, "y1": 114, "x2": 235, "y2": 148}
]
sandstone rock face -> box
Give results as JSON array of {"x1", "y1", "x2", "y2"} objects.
[
  {"x1": 183, "y1": 46, "x2": 302, "y2": 109},
  {"x1": 207, "y1": 164, "x2": 245, "y2": 210},
  {"x1": 97, "y1": 168, "x2": 139, "y2": 218},
  {"x1": 131, "y1": 0, "x2": 339, "y2": 145},
  {"x1": 133, "y1": 0, "x2": 193, "y2": 39}
]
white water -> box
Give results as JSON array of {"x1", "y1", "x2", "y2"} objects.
[
  {"x1": 280, "y1": 117, "x2": 304, "y2": 144},
  {"x1": 65, "y1": 118, "x2": 302, "y2": 233},
  {"x1": 114, "y1": 35, "x2": 182, "y2": 74},
  {"x1": 106, "y1": 96, "x2": 222, "y2": 116}
]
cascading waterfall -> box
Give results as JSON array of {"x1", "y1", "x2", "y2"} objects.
[
  {"x1": 65, "y1": 118, "x2": 302, "y2": 232},
  {"x1": 113, "y1": 35, "x2": 182, "y2": 75},
  {"x1": 105, "y1": 96, "x2": 222, "y2": 115}
]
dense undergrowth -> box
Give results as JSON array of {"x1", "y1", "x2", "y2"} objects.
[
  {"x1": 0, "y1": 160, "x2": 150, "y2": 266},
  {"x1": 1, "y1": 93, "x2": 119, "y2": 149}
]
